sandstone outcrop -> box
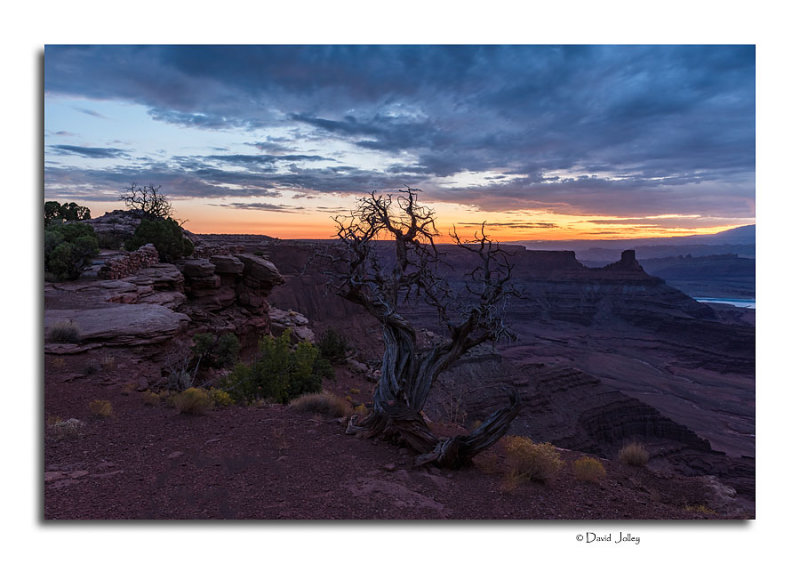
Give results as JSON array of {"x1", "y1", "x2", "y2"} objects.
[
  {"x1": 45, "y1": 238, "x2": 294, "y2": 362},
  {"x1": 45, "y1": 304, "x2": 191, "y2": 352}
]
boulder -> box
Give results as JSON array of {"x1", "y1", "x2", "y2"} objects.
[
  {"x1": 236, "y1": 254, "x2": 285, "y2": 288},
  {"x1": 180, "y1": 258, "x2": 216, "y2": 278},
  {"x1": 209, "y1": 255, "x2": 245, "y2": 275}
]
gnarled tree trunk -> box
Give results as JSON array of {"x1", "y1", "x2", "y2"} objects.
[
  {"x1": 334, "y1": 189, "x2": 521, "y2": 468},
  {"x1": 346, "y1": 312, "x2": 520, "y2": 468}
]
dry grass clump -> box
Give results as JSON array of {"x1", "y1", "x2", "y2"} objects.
[
  {"x1": 50, "y1": 357, "x2": 66, "y2": 370},
  {"x1": 618, "y1": 442, "x2": 650, "y2": 466},
  {"x1": 573, "y1": 456, "x2": 607, "y2": 482},
  {"x1": 49, "y1": 320, "x2": 81, "y2": 343},
  {"x1": 501, "y1": 436, "x2": 564, "y2": 489},
  {"x1": 173, "y1": 387, "x2": 213, "y2": 415},
  {"x1": 88, "y1": 399, "x2": 113, "y2": 418},
  {"x1": 289, "y1": 392, "x2": 353, "y2": 417},
  {"x1": 141, "y1": 390, "x2": 161, "y2": 406},
  {"x1": 685, "y1": 504, "x2": 716, "y2": 516},
  {"x1": 50, "y1": 417, "x2": 85, "y2": 439},
  {"x1": 100, "y1": 354, "x2": 116, "y2": 371}
]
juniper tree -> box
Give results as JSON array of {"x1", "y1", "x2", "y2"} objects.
[{"x1": 330, "y1": 188, "x2": 521, "y2": 468}]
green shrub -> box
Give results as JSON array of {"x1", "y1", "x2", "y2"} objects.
[
  {"x1": 501, "y1": 436, "x2": 564, "y2": 486},
  {"x1": 317, "y1": 328, "x2": 349, "y2": 364},
  {"x1": 312, "y1": 356, "x2": 335, "y2": 381},
  {"x1": 44, "y1": 201, "x2": 91, "y2": 225},
  {"x1": 125, "y1": 217, "x2": 193, "y2": 262},
  {"x1": 174, "y1": 387, "x2": 213, "y2": 415},
  {"x1": 192, "y1": 332, "x2": 240, "y2": 369},
  {"x1": 573, "y1": 456, "x2": 607, "y2": 482},
  {"x1": 221, "y1": 330, "x2": 325, "y2": 404},
  {"x1": 618, "y1": 442, "x2": 650, "y2": 466},
  {"x1": 48, "y1": 320, "x2": 81, "y2": 343},
  {"x1": 44, "y1": 222, "x2": 99, "y2": 280}
]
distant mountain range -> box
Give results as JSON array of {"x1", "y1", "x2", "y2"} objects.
[
  {"x1": 512, "y1": 224, "x2": 755, "y2": 262},
  {"x1": 512, "y1": 225, "x2": 755, "y2": 299}
]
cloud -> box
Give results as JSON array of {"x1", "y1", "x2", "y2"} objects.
[
  {"x1": 44, "y1": 45, "x2": 755, "y2": 220},
  {"x1": 219, "y1": 202, "x2": 299, "y2": 213},
  {"x1": 49, "y1": 145, "x2": 130, "y2": 159},
  {"x1": 458, "y1": 222, "x2": 557, "y2": 229},
  {"x1": 74, "y1": 107, "x2": 107, "y2": 119},
  {"x1": 44, "y1": 163, "x2": 271, "y2": 201},
  {"x1": 428, "y1": 171, "x2": 755, "y2": 219}
]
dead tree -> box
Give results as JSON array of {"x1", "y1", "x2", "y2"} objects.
[{"x1": 330, "y1": 188, "x2": 521, "y2": 468}]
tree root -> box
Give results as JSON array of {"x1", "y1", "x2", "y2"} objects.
[
  {"x1": 414, "y1": 387, "x2": 521, "y2": 468},
  {"x1": 347, "y1": 387, "x2": 521, "y2": 470}
]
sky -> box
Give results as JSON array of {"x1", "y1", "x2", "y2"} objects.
[{"x1": 43, "y1": 44, "x2": 755, "y2": 241}]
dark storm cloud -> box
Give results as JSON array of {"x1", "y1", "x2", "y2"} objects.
[
  {"x1": 206, "y1": 153, "x2": 333, "y2": 167},
  {"x1": 44, "y1": 45, "x2": 755, "y2": 217},
  {"x1": 50, "y1": 144, "x2": 130, "y2": 159}
]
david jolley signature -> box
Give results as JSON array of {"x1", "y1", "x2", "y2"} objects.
[{"x1": 576, "y1": 532, "x2": 641, "y2": 545}]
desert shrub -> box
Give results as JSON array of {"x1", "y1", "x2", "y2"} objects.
[
  {"x1": 208, "y1": 387, "x2": 235, "y2": 407},
  {"x1": 141, "y1": 390, "x2": 161, "y2": 406},
  {"x1": 289, "y1": 392, "x2": 352, "y2": 417},
  {"x1": 174, "y1": 387, "x2": 213, "y2": 415},
  {"x1": 573, "y1": 456, "x2": 607, "y2": 482},
  {"x1": 317, "y1": 328, "x2": 349, "y2": 364},
  {"x1": 125, "y1": 217, "x2": 193, "y2": 262},
  {"x1": 95, "y1": 230, "x2": 129, "y2": 250},
  {"x1": 48, "y1": 320, "x2": 81, "y2": 343},
  {"x1": 88, "y1": 399, "x2": 113, "y2": 418},
  {"x1": 44, "y1": 222, "x2": 99, "y2": 281},
  {"x1": 312, "y1": 356, "x2": 335, "y2": 380},
  {"x1": 502, "y1": 436, "x2": 564, "y2": 485},
  {"x1": 618, "y1": 442, "x2": 650, "y2": 467},
  {"x1": 223, "y1": 363, "x2": 258, "y2": 403},
  {"x1": 192, "y1": 332, "x2": 240, "y2": 369},
  {"x1": 221, "y1": 330, "x2": 325, "y2": 404},
  {"x1": 215, "y1": 333, "x2": 240, "y2": 367},
  {"x1": 165, "y1": 355, "x2": 199, "y2": 391}
]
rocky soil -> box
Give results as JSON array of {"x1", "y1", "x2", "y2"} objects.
[{"x1": 44, "y1": 350, "x2": 746, "y2": 520}]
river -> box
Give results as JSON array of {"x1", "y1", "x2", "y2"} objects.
[{"x1": 693, "y1": 297, "x2": 755, "y2": 309}]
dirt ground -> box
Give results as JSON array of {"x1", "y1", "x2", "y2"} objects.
[{"x1": 43, "y1": 349, "x2": 744, "y2": 521}]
